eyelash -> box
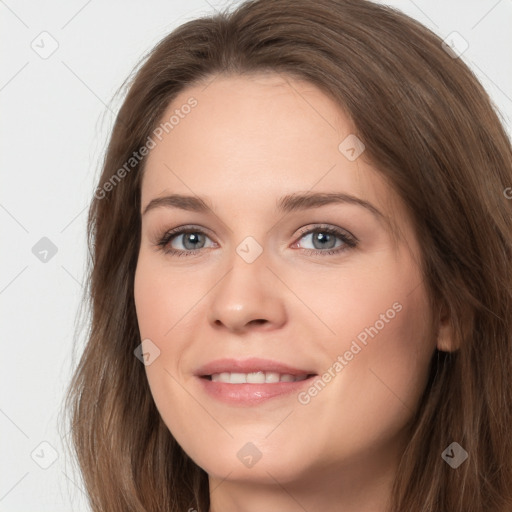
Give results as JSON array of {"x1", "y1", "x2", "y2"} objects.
[{"x1": 154, "y1": 224, "x2": 358, "y2": 258}]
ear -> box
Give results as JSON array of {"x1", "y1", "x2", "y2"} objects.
[{"x1": 435, "y1": 302, "x2": 458, "y2": 352}]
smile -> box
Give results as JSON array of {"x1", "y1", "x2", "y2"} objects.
[
  {"x1": 205, "y1": 371, "x2": 311, "y2": 384},
  {"x1": 194, "y1": 357, "x2": 318, "y2": 405}
]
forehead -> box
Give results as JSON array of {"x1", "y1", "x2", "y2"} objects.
[
  {"x1": 139, "y1": 73, "x2": 406, "y2": 242},
  {"x1": 143, "y1": 75, "x2": 380, "y2": 195}
]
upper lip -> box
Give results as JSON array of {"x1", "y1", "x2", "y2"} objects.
[{"x1": 195, "y1": 357, "x2": 317, "y2": 377}]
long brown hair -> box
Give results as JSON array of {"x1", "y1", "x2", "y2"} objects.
[{"x1": 63, "y1": 0, "x2": 512, "y2": 510}]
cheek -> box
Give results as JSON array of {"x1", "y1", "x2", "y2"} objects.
[
  {"x1": 292, "y1": 251, "x2": 434, "y2": 446},
  {"x1": 133, "y1": 256, "x2": 208, "y2": 424},
  {"x1": 134, "y1": 255, "x2": 200, "y2": 340},
  {"x1": 134, "y1": 259, "x2": 205, "y2": 462},
  {"x1": 305, "y1": 271, "x2": 434, "y2": 459}
]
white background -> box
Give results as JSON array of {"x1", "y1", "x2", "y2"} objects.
[{"x1": 1, "y1": 0, "x2": 511, "y2": 510}]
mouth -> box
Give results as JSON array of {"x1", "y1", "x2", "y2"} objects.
[
  {"x1": 200, "y1": 371, "x2": 315, "y2": 384},
  {"x1": 194, "y1": 358, "x2": 318, "y2": 405}
]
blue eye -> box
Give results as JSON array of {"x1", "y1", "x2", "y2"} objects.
[
  {"x1": 156, "y1": 228, "x2": 215, "y2": 257},
  {"x1": 294, "y1": 225, "x2": 357, "y2": 255},
  {"x1": 155, "y1": 224, "x2": 357, "y2": 257}
]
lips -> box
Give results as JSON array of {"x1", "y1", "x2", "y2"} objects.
[
  {"x1": 195, "y1": 357, "x2": 317, "y2": 381},
  {"x1": 194, "y1": 358, "x2": 318, "y2": 405}
]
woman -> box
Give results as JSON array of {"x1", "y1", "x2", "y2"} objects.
[{"x1": 64, "y1": 0, "x2": 512, "y2": 510}]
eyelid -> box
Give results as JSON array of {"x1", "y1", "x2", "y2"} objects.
[
  {"x1": 294, "y1": 223, "x2": 358, "y2": 243},
  {"x1": 152, "y1": 224, "x2": 217, "y2": 250}
]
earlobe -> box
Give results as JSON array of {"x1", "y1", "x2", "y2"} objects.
[{"x1": 435, "y1": 304, "x2": 458, "y2": 352}]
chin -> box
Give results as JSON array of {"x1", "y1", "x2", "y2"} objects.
[{"x1": 185, "y1": 440, "x2": 313, "y2": 485}]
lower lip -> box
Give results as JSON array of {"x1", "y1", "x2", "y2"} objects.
[{"x1": 196, "y1": 375, "x2": 317, "y2": 405}]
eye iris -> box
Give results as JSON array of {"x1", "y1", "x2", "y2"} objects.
[
  {"x1": 182, "y1": 232, "x2": 205, "y2": 250},
  {"x1": 312, "y1": 231, "x2": 336, "y2": 250}
]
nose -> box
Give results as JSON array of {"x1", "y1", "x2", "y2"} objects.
[{"x1": 207, "y1": 250, "x2": 287, "y2": 333}]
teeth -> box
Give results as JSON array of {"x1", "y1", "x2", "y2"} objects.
[{"x1": 210, "y1": 371, "x2": 309, "y2": 384}]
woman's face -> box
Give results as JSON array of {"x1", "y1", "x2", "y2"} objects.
[{"x1": 134, "y1": 73, "x2": 439, "y2": 491}]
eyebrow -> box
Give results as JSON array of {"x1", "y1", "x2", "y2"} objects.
[{"x1": 142, "y1": 192, "x2": 384, "y2": 219}]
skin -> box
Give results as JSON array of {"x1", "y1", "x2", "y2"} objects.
[{"x1": 134, "y1": 73, "x2": 454, "y2": 512}]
